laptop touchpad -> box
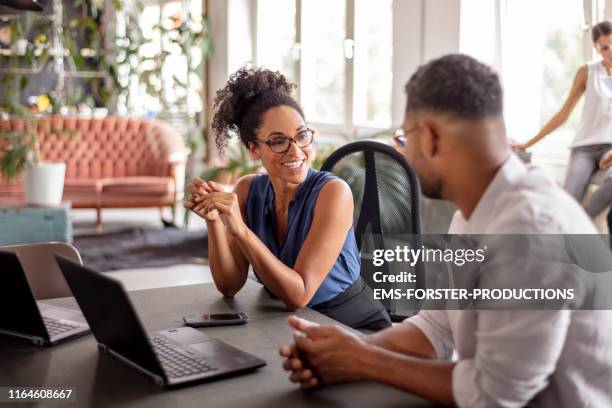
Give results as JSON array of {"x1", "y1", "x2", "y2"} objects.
[
  {"x1": 187, "y1": 340, "x2": 257, "y2": 366},
  {"x1": 188, "y1": 340, "x2": 225, "y2": 356}
]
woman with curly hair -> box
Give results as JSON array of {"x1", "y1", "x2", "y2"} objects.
[{"x1": 184, "y1": 67, "x2": 391, "y2": 331}]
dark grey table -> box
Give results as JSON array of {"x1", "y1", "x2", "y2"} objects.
[{"x1": 0, "y1": 280, "x2": 433, "y2": 407}]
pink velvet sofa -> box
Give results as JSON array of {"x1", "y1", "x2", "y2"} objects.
[{"x1": 0, "y1": 116, "x2": 189, "y2": 229}]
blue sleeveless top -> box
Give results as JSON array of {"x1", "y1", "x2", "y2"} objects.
[{"x1": 246, "y1": 168, "x2": 361, "y2": 306}]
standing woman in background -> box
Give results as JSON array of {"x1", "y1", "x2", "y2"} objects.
[{"x1": 513, "y1": 21, "x2": 612, "y2": 217}]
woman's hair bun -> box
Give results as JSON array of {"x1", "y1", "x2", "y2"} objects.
[{"x1": 211, "y1": 66, "x2": 303, "y2": 156}]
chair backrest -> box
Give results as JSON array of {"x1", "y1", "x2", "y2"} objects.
[
  {"x1": 0, "y1": 242, "x2": 82, "y2": 300},
  {"x1": 321, "y1": 141, "x2": 423, "y2": 317}
]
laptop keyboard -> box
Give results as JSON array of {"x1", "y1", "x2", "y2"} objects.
[
  {"x1": 43, "y1": 317, "x2": 79, "y2": 337},
  {"x1": 150, "y1": 336, "x2": 217, "y2": 378}
]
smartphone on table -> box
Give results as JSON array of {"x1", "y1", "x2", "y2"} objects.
[{"x1": 183, "y1": 312, "x2": 249, "y2": 327}]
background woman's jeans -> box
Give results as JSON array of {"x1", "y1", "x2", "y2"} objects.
[{"x1": 564, "y1": 144, "x2": 612, "y2": 217}]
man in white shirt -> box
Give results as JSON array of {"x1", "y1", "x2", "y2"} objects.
[{"x1": 279, "y1": 54, "x2": 612, "y2": 407}]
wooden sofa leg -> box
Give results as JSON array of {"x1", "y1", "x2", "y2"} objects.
[
  {"x1": 159, "y1": 206, "x2": 178, "y2": 228},
  {"x1": 96, "y1": 208, "x2": 102, "y2": 232},
  {"x1": 171, "y1": 204, "x2": 177, "y2": 224}
]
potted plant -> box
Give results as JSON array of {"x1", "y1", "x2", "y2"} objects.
[{"x1": 0, "y1": 107, "x2": 71, "y2": 206}]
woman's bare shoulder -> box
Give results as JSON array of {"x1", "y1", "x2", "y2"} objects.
[{"x1": 317, "y1": 178, "x2": 353, "y2": 209}]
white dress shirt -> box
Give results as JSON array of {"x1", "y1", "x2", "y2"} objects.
[{"x1": 408, "y1": 154, "x2": 612, "y2": 407}]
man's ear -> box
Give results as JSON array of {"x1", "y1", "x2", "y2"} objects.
[
  {"x1": 418, "y1": 121, "x2": 440, "y2": 162},
  {"x1": 247, "y1": 142, "x2": 261, "y2": 160}
]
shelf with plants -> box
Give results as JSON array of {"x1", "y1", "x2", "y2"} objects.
[
  {"x1": 0, "y1": 0, "x2": 111, "y2": 206},
  {"x1": 0, "y1": 0, "x2": 130, "y2": 117},
  {"x1": 1, "y1": 0, "x2": 212, "y2": 130},
  {"x1": 1, "y1": 0, "x2": 214, "y2": 210}
]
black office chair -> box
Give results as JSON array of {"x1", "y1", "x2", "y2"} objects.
[{"x1": 321, "y1": 140, "x2": 424, "y2": 320}]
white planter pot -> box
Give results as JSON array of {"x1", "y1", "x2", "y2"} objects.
[
  {"x1": 24, "y1": 162, "x2": 66, "y2": 206},
  {"x1": 13, "y1": 38, "x2": 28, "y2": 56}
]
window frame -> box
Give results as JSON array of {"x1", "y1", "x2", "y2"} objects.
[{"x1": 254, "y1": 0, "x2": 396, "y2": 136}]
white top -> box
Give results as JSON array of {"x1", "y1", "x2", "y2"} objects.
[
  {"x1": 407, "y1": 154, "x2": 612, "y2": 408},
  {"x1": 572, "y1": 60, "x2": 612, "y2": 148}
]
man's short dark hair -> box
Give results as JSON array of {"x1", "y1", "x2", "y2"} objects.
[{"x1": 405, "y1": 54, "x2": 503, "y2": 119}]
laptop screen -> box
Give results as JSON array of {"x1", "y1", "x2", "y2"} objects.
[
  {"x1": 56, "y1": 255, "x2": 164, "y2": 376},
  {"x1": 0, "y1": 251, "x2": 48, "y2": 339}
]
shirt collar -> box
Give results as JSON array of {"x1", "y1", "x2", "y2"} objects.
[
  {"x1": 454, "y1": 153, "x2": 526, "y2": 233},
  {"x1": 295, "y1": 167, "x2": 315, "y2": 198}
]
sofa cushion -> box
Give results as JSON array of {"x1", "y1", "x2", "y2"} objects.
[
  {"x1": 99, "y1": 177, "x2": 174, "y2": 207},
  {"x1": 64, "y1": 179, "x2": 102, "y2": 193},
  {"x1": 63, "y1": 179, "x2": 102, "y2": 207},
  {"x1": 101, "y1": 177, "x2": 174, "y2": 196}
]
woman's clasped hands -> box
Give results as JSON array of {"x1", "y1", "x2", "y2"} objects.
[{"x1": 184, "y1": 179, "x2": 247, "y2": 237}]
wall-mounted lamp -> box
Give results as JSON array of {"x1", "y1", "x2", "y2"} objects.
[{"x1": 0, "y1": 0, "x2": 47, "y2": 12}]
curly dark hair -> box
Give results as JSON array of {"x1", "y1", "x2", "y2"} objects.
[
  {"x1": 405, "y1": 54, "x2": 503, "y2": 119},
  {"x1": 211, "y1": 67, "x2": 304, "y2": 156}
]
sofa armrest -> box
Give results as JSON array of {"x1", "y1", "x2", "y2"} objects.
[
  {"x1": 169, "y1": 160, "x2": 187, "y2": 203},
  {"x1": 169, "y1": 150, "x2": 190, "y2": 202},
  {"x1": 149, "y1": 121, "x2": 190, "y2": 163},
  {"x1": 165, "y1": 142, "x2": 190, "y2": 204},
  {"x1": 168, "y1": 149, "x2": 190, "y2": 164},
  {"x1": 147, "y1": 120, "x2": 190, "y2": 203}
]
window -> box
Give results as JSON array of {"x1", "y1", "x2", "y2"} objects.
[
  {"x1": 134, "y1": 0, "x2": 204, "y2": 116},
  {"x1": 353, "y1": 0, "x2": 393, "y2": 128},
  {"x1": 256, "y1": 0, "x2": 297, "y2": 82},
  {"x1": 301, "y1": 0, "x2": 346, "y2": 125},
  {"x1": 256, "y1": 0, "x2": 393, "y2": 131},
  {"x1": 501, "y1": 0, "x2": 586, "y2": 180},
  {"x1": 460, "y1": 0, "x2": 602, "y2": 181},
  {"x1": 459, "y1": 0, "x2": 499, "y2": 68}
]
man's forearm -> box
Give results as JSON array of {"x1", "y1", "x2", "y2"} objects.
[
  {"x1": 359, "y1": 343, "x2": 456, "y2": 407},
  {"x1": 365, "y1": 322, "x2": 437, "y2": 359}
]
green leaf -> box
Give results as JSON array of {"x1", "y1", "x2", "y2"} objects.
[
  {"x1": 19, "y1": 76, "x2": 28, "y2": 91},
  {"x1": 0, "y1": 143, "x2": 31, "y2": 181}
]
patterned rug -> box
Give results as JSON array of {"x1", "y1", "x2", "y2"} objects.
[{"x1": 74, "y1": 226, "x2": 208, "y2": 272}]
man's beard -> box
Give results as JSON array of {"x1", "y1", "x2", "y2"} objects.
[
  {"x1": 420, "y1": 177, "x2": 443, "y2": 199},
  {"x1": 411, "y1": 157, "x2": 443, "y2": 199},
  {"x1": 404, "y1": 148, "x2": 443, "y2": 199}
]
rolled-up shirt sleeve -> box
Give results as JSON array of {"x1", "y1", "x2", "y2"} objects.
[
  {"x1": 406, "y1": 310, "x2": 455, "y2": 360},
  {"x1": 452, "y1": 310, "x2": 570, "y2": 408}
]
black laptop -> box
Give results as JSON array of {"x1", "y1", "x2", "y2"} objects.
[
  {"x1": 0, "y1": 251, "x2": 90, "y2": 346},
  {"x1": 55, "y1": 255, "x2": 266, "y2": 388}
]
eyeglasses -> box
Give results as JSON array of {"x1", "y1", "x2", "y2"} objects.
[
  {"x1": 392, "y1": 129, "x2": 407, "y2": 148},
  {"x1": 253, "y1": 128, "x2": 315, "y2": 153},
  {"x1": 392, "y1": 124, "x2": 421, "y2": 148}
]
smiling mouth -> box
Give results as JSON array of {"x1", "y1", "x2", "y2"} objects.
[{"x1": 281, "y1": 159, "x2": 305, "y2": 169}]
